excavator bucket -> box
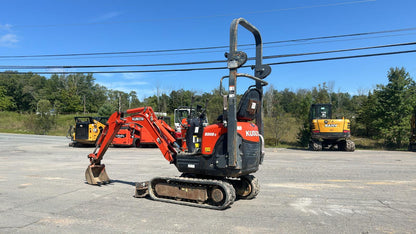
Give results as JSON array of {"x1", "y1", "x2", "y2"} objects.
[{"x1": 85, "y1": 164, "x2": 110, "y2": 185}]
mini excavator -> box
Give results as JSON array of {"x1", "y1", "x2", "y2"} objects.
[{"x1": 85, "y1": 18, "x2": 271, "y2": 209}]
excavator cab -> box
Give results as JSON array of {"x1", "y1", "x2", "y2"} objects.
[{"x1": 310, "y1": 104, "x2": 332, "y2": 119}]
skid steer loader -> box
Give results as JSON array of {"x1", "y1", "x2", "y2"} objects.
[{"x1": 67, "y1": 117, "x2": 108, "y2": 147}]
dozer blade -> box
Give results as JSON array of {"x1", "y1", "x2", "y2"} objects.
[
  {"x1": 134, "y1": 181, "x2": 149, "y2": 198},
  {"x1": 85, "y1": 164, "x2": 110, "y2": 185}
]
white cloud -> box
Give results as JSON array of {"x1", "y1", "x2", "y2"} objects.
[
  {"x1": 97, "y1": 79, "x2": 149, "y2": 91},
  {"x1": 95, "y1": 73, "x2": 158, "y2": 98},
  {"x1": 0, "y1": 33, "x2": 18, "y2": 47},
  {"x1": 0, "y1": 24, "x2": 12, "y2": 30},
  {"x1": 97, "y1": 73, "x2": 115, "y2": 78},
  {"x1": 0, "y1": 24, "x2": 18, "y2": 47},
  {"x1": 122, "y1": 73, "x2": 146, "y2": 80},
  {"x1": 90, "y1": 12, "x2": 122, "y2": 22}
]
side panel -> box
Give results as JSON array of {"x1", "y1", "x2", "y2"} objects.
[
  {"x1": 237, "y1": 122, "x2": 260, "y2": 142},
  {"x1": 202, "y1": 122, "x2": 259, "y2": 155},
  {"x1": 201, "y1": 124, "x2": 227, "y2": 155},
  {"x1": 112, "y1": 128, "x2": 134, "y2": 146},
  {"x1": 140, "y1": 127, "x2": 155, "y2": 145}
]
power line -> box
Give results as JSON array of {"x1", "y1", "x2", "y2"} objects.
[
  {"x1": 2, "y1": 49, "x2": 416, "y2": 74},
  {"x1": 4, "y1": 31, "x2": 414, "y2": 62},
  {"x1": 1, "y1": 27, "x2": 415, "y2": 59},
  {"x1": 267, "y1": 49, "x2": 416, "y2": 66},
  {"x1": 264, "y1": 28, "x2": 416, "y2": 46},
  {"x1": 265, "y1": 41, "x2": 416, "y2": 59},
  {"x1": 1, "y1": 41, "x2": 415, "y2": 70}
]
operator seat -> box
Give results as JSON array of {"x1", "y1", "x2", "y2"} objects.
[{"x1": 237, "y1": 88, "x2": 261, "y2": 122}]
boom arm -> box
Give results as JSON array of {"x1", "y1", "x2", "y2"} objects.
[{"x1": 88, "y1": 106, "x2": 179, "y2": 166}]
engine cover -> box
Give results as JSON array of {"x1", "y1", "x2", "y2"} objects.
[{"x1": 201, "y1": 122, "x2": 259, "y2": 155}]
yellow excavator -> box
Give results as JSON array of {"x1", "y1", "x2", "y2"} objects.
[
  {"x1": 67, "y1": 117, "x2": 108, "y2": 147},
  {"x1": 309, "y1": 104, "x2": 355, "y2": 151}
]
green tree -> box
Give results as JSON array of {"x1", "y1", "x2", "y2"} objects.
[
  {"x1": 201, "y1": 91, "x2": 218, "y2": 123},
  {"x1": 0, "y1": 71, "x2": 41, "y2": 111},
  {"x1": 32, "y1": 99, "x2": 56, "y2": 135},
  {"x1": 105, "y1": 90, "x2": 131, "y2": 112},
  {"x1": 0, "y1": 86, "x2": 15, "y2": 111},
  {"x1": 372, "y1": 67, "x2": 416, "y2": 147},
  {"x1": 311, "y1": 82, "x2": 331, "y2": 104},
  {"x1": 168, "y1": 89, "x2": 195, "y2": 111},
  {"x1": 280, "y1": 88, "x2": 296, "y2": 113},
  {"x1": 143, "y1": 95, "x2": 159, "y2": 111},
  {"x1": 128, "y1": 91, "x2": 142, "y2": 109},
  {"x1": 293, "y1": 89, "x2": 313, "y2": 121},
  {"x1": 98, "y1": 102, "x2": 117, "y2": 116},
  {"x1": 293, "y1": 89, "x2": 313, "y2": 147},
  {"x1": 356, "y1": 92, "x2": 379, "y2": 137},
  {"x1": 263, "y1": 85, "x2": 277, "y2": 117},
  {"x1": 59, "y1": 87, "x2": 83, "y2": 113},
  {"x1": 331, "y1": 92, "x2": 353, "y2": 118}
]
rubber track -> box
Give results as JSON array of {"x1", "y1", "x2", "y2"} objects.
[{"x1": 148, "y1": 176, "x2": 236, "y2": 210}]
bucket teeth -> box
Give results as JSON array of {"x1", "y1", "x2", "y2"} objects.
[{"x1": 85, "y1": 164, "x2": 110, "y2": 185}]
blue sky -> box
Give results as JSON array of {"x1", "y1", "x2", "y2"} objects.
[{"x1": 1, "y1": 0, "x2": 415, "y2": 100}]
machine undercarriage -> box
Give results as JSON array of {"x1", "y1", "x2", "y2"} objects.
[{"x1": 134, "y1": 174, "x2": 259, "y2": 210}]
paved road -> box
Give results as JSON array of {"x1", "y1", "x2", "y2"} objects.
[{"x1": 1, "y1": 133, "x2": 415, "y2": 233}]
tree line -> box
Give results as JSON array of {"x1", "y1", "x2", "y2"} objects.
[{"x1": 0, "y1": 67, "x2": 415, "y2": 148}]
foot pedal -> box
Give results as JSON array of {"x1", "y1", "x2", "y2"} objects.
[{"x1": 85, "y1": 164, "x2": 110, "y2": 185}]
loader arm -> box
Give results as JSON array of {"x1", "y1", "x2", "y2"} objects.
[{"x1": 86, "y1": 106, "x2": 179, "y2": 185}]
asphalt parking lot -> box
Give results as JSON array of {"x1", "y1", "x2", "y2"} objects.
[{"x1": 1, "y1": 133, "x2": 415, "y2": 233}]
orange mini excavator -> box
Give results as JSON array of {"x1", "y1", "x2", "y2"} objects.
[{"x1": 84, "y1": 18, "x2": 271, "y2": 209}]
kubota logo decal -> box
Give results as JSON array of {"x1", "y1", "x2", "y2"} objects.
[
  {"x1": 205, "y1": 132, "x2": 216, "y2": 136},
  {"x1": 246, "y1": 130, "x2": 259, "y2": 137}
]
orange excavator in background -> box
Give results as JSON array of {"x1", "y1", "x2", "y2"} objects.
[
  {"x1": 84, "y1": 18, "x2": 271, "y2": 209},
  {"x1": 111, "y1": 123, "x2": 141, "y2": 147},
  {"x1": 111, "y1": 116, "x2": 172, "y2": 147}
]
